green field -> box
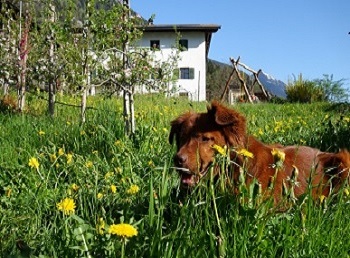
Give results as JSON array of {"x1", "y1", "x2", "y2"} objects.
[{"x1": 1, "y1": 94, "x2": 350, "y2": 257}]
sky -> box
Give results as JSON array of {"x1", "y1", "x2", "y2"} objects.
[{"x1": 132, "y1": 0, "x2": 350, "y2": 89}]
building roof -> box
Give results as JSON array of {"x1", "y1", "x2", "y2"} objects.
[
  {"x1": 137, "y1": 24, "x2": 221, "y2": 57},
  {"x1": 137, "y1": 24, "x2": 221, "y2": 33}
]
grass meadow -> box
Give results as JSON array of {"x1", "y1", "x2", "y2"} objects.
[{"x1": 1, "y1": 93, "x2": 350, "y2": 257}]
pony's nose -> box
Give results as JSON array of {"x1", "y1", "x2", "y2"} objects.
[{"x1": 174, "y1": 153, "x2": 187, "y2": 167}]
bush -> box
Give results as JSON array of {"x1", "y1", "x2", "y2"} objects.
[
  {"x1": 314, "y1": 74, "x2": 349, "y2": 103},
  {"x1": 286, "y1": 78, "x2": 324, "y2": 103},
  {"x1": 0, "y1": 95, "x2": 17, "y2": 113}
]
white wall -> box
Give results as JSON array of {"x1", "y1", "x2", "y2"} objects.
[{"x1": 137, "y1": 31, "x2": 207, "y2": 101}]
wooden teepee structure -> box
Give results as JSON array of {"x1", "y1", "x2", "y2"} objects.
[{"x1": 220, "y1": 56, "x2": 271, "y2": 103}]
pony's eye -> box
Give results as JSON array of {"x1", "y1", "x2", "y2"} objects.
[
  {"x1": 202, "y1": 136, "x2": 213, "y2": 142},
  {"x1": 202, "y1": 136, "x2": 210, "y2": 142}
]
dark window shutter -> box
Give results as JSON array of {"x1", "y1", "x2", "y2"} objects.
[{"x1": 189, "y1": 68, "x2": 195, "y2": 79}]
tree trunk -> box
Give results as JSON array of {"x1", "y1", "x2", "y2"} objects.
[
  {"x1": 123, "y1": 89, "x2": 131, "y2": 134},
  {"x1": 3, "y1": 9, "x2": 10, "y2": 95},
  {"x1": 81, "y1": 87, "x2": 87, "y2": 123},
  {"x1": 80, "y1": 0, "x2": 91, "y2": 123},
  {"x1": 80, "y1": 57, "x2": 90, "y2": 123},
  {"x1": 122, "y1": 0, "x2": 135, "y2": 135},
  {"x1": 18, "y1": 6, "x2": 30, "y2": 112},
  {"x1": 48, "y1": 4, "x2": 55, "y2": 116}
]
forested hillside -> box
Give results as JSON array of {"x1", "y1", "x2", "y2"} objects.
[{"x1": 206, "y1": 59, "x2": 253, "y2": 100}]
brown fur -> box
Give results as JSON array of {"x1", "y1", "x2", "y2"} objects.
[{"x1": 169, "y1": 101, "x2": 350, "y2": 202}]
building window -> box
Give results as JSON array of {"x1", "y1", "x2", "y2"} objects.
[
  {"x1": 180, "y1": 68, "x2": 195, "y2": 79},
  {"x1": 179, "y1": 92, "x2": 189, "y2": 97},
  {"x1": 178, "y1": 39, "x2": 188, "y2": 51},
  {"x1": 150, "y1": 40, "x2": 160, "y2": 50}
]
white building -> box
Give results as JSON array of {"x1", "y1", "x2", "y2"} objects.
[{"x1": 137, "y1": 24, "x2": 221, "y2": 101}]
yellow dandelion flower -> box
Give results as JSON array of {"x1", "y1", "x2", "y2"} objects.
[
  {"x1": 71, "y1": 183, "x2": 79, "y2": 191},
  {"x1": 97, "y1": 193, "x2": 104, "y2": 199},
  {"x1": 66, "y1": 153, "x2": 73, "y2": 164},
  {"x1": 162, "y1": 128, "x2": 168, "y2": 133},
  {"x1": 28, "y1": 157, "x2": 40, "y2": 169},
  {"x1": 319, "y1": 195, "x2": 326, "y2": 204},
  {"x1": 153, "y1": 190, "x2": 158, "y2": 199},
  {"x1": 80, "y1": 130, "x2": 86, "y2": 135},
  {"x1": 344, "y1": 188, "x2": 350, "y2": 196},
  {"x1": 66, "y1": 121, "x2": 71, "y2": 125},
  {"x1": 57, "y1": 197, "x2": 76, "y2": 215},
  {"x1": 38, "y1": 130, "x2": 45, "y2": 136},
  {"x1": 5, "y1": 187, "x2": 12, "y2": 197},
  {"x1": 114, "y1": 140, "x2": 121, "y2": 146},
  {"x1": 105, "y1": 172, "x2": 114, "y2": 179},
  {"x1": 58, "y1": 148, "x2": 64, "y2": 156},
  {"x1": 108, "y1": 223, "x2": 138, "y2": 238},
  {"x1": 212, "y1": 144, "x2": 227, "y2": 156},
  {"x1": 271, "y1": 148, "x2": 285, "y2": 169},
  {"x1": 110, "y1": 184, "x2": 117, "y2": 194},
  {"x1": 97, "y1": 218, "x2": 105, "y2": 235},
  {"x1": 148, "y1": 160, "x2": 154, "y2": 167},
  {"x1": 237, "y1": 148, "x2": 254, "y2": 159},
  {"x1": 85, "y1": 161, "x2": 93, "y2": 168},
  {"x1": 271, "y1": 148, "x2": 285, "y2": 162},
  {"x1": 49, "y1": 154, "x2": 57, "y2": 163},
  {"x1": 127, "y1": 185, "x2": 140, "y2": 195}
]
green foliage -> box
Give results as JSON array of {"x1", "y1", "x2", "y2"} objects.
[
  {"x1": 206, "y1": 59, "x2": 238, "y2": 100},
  {"x1": 0, "y1": 1, "x2": 21, "y2": 91},
  {"x1": 314, "y1": 74, "x2": 349, "y2": 103},
  {"x1": 1, "y1": 95, "x2": 350, "y2": 257},
  {"x1": 286, "y1": 74, "x2": 348, "y2": 103},
  {"x1": 206, "y1": 60, "x2": 257, "y2": 102},
  {"x1": 286, "y1": 74, "x2": 324, "y2": 103},
  {"x1": 0, "y1": 0, "x2": 178, "y2": 117},
  {"x1": 206, "y1": 59, "x2": 226, "y2": 100}
]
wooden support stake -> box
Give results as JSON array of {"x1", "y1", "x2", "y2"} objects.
[
  {"x1": 252, "y1": 69, "x2": 270, "y2": 100},
  {"x1": 230, "y1": 57, "x2": 253, "y2": 103},
  {"x1": 220, "y1": 56, "x2": 272, "y2": 103},
  {"x1": 220, "y1": 67, "x2": 235, "y2": 102}
]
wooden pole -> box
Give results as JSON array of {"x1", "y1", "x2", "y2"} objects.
[
  {"x1": 220, "y1": 56, "x2": 271, "y2": 102},
  {"x1": 230, "y1": 57, "x2": 253, "y2": 103},
  {"x1": 220, "y1": 65, "x2": 235, "y2": 102}
]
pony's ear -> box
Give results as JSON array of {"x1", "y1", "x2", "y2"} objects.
[
  {"x1": 208, "y1": 100, "x2": 244, "y2": 125},
  {"x1": 208, "y1": 101, "x2": 247, "y2": 146},
  {"x1": 169, "y1": 112, "x2": 192, "y2": 147},
  {"x1": 169, "y1": 120, "x2": 180, "y2": 145},
  {"x1": 318, "y1": 150, "x2": 350, "y2": 181}
]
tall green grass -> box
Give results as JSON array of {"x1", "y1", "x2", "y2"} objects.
[{"x1": 0, "y1": 94, "x2": 350, "y2": 257}]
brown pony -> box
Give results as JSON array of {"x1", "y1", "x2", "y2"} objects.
[{"x1": 169, "y1": 101, "x2": 350, "y2": 202}]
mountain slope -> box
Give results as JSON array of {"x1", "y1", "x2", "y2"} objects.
[
  {"x1": 257, "y1": 72, "x2": 287, "y2": 98},
  {"x1": 207, "y1": 59, "x2": 287, "y2": 99}
]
